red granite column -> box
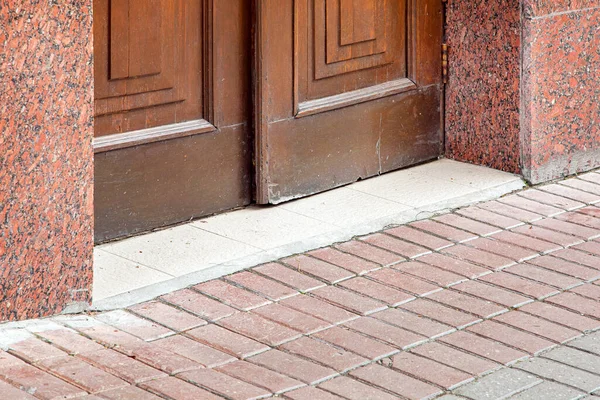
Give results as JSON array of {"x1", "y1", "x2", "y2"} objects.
[
  {"x1": 444, "y1": 0, "x2": 522, "y2": 174},
  {"x1": 0, "y1": 1, "x2": 94, "y2": 321},
  {"x1": 445, "y1": 1, "x2": 599, "y2": 183},
  {"x1": 521, "y1": 0, "x2": 600, "y2": 183}
]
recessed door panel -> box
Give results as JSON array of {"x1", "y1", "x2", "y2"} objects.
[
  {"x1": 94, "y1": 0, "x2": 252, "y2": 242},
  {"x1": 255, "y1": 0, "x2": 444, "y2": 203}
]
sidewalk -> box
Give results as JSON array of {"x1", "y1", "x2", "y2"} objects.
[{"x1": 2, "y1": 170, "x2": 600, "y2": 399}]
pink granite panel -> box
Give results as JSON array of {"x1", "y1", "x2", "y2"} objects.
[
  {"x1": 0, "y1": 1, "x2": 94, "y2": 321},
  {"x1": 444, "y1": 0, "x2": 522, "y2": 174}
]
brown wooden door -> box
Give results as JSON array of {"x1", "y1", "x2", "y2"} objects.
[
  {"x1": 93, "y1": 0, "x2": 252, "y2": 241},
  {"x1": 254, "y1": 0, "x2": 444, "y2": 203}
]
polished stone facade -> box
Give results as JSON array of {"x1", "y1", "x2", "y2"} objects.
[
  {"x1": 446, "y1": 1, "x2": 600, "y2": 183},
  {"x1": 0, "y1": 1, "x2": 94, "y2": 321}
]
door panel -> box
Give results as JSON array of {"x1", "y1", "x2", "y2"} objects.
[
  {"x1": 94, "y1": 0, "x2": 252, "y2": 242},
  {"x1": 254, "y1": 0, "x2": 443, "y2": 203}
]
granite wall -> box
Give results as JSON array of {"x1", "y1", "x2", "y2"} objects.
[
  {"x1": 445, "y1": 0, "x2": 522, "y2": 174},
  {"x1": 521, "y1": 0, "x2": 600, "y2": 183},
  {"x1": 0, "y1": 1, "x2": 94, "y2": 321},
  {"x1": 445, "y1": 0, "x2": 600, "y2": 183}
]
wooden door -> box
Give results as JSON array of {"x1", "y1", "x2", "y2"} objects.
[
  {"x1": 254, "y1": 0, "x2": 444, "y2": 203},
  {"x1": 93, "y1": 0, "x2": 252, "y2": 241}
]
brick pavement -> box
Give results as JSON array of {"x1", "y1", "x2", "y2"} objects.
[{"x1": 2, "y1": 171, "x2": 600, "y2": 399}]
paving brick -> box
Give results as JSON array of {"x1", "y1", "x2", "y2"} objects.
[
  {"x1": 8, "y1": 337, "x2": 67, "y2": 363},
  {"x1": 571, "y1": 283, "x2": 600, "y2": 300},
  {"x1": 556, "y1": 211, "x2": 600, "y2": 230},
  {"x1": 513, "y1": 225, "x2": 583, "y2": 249},
  {"x1": 456, "y1": 207, "x2": 523, "y2": 229},
  {"x1": 284, "y1": 386, "x2": 345, "y2": 400},
  {"x1": 454, "y1": 368, "x2": 542, "y2": 400},
  {"x1": 509, "y1": 381, "x2": 585, "y2": 400},
  {"x1": 79, "y1": 348, "x2": 167, "y2": 384},
  {"x1": 580, "y1": 172, "x2": 600, "y2": 185},
  {"x1": 411, "y1": 342, "x2": 499, "y2": 376},
  {"x1": 385, "y1": 225, "x2": 454, "y2": 250},
  {"x1": 366, "y1": 268, "x2": 442, "y2": 296},
  {"x1": 568, "y1": 332, "x2": 600, "y2": 355},
  {"x1": 544, "y1": 346, "x2": 600, "y2": 375},
  {"x1": 490, "y1": 230, "x2": 562, "y2": 253},
  {"x1": 154, "y1": 335, "x2": 235, "y2": 367},
  {"x1": 280, "y1": 336, "x2": 367, "y2": 372},
  {"x1": 248, "y1": 349, "x2": 337, "y2": 385},
  {"x1": 528, "y1": 255, "x2": 600, "y2": 281},
  {"x1": 253, "y1": 263, "x2": 326, "y2": 292},
  {"x1": 141, "y1": 376, "x2": 224, "y2": 400},
  {"x1": 0, "y1": 379, "x2": 36, "y2": 399},
  {"x1": 125, "y1": 343, "x2": 202, "y2": 374},
  {"x1": 574, "y1": 240, "x2": 600, "y2": 256},
  {"x1": 478, "y1": 201, "x2": 545, "y2": 223},
  {"x1": 467, "y1": 320, "x2": 554, "y2": 355},
  {"x1": 77, "y1": 325, "x2": 147, "y2": 355},
  {"x1": 360, "y1": 233, "x2": 430, "y2": 258},
  {"x1": 128, "y1": 301, "x2": 207, "y2": 332},
  {"x1": 161, "y1": 288, "x2": 236, "y2": 321},
  {"x1": 409, "y1": 219, "x2": 478, "y2": 242},
  {"x1": 519, "y1": 189, "x2": 586, "y2": 210},
  {"x1": 494, "y1": 311, "x2": 581, "y2": 343},
  {"x1": 443, "y1": 245, "x2": 515, "y2": 270},
  {"x1": 178, "y1": 368, "x2": 271, "y2": 400},
  {"x1": 35, "y1": 329, "x2": 105, "y2": 355},
  {"x1": 562, "y1": 178, "x2": 600, "y2": 196},
  {"x1": 194, "y1": 280, "x2": 271, "y2": 311},
  {"x1": 399, "y1": 298, "x2": 481, "y2": 329},
  {"x1": 343, "y1": 316, "x2": 427, "y2": 349},
  {"x1": 312, "y1": 326, "x2": 397, "y2": 359},
  {"x1": 335, "y1": 240, "x2": 405, "y2": 266},
  {"x1": 95, "y1": 310, "x2": 173, "y2": 341},
  {"x1": 318, "y1": 376, "x2": 398, "y2": 400},
  {"x1": 439, "y1": 331, "x2": 528, "y2": 365},
  {"x1": 251, "y1": 303, "x2": 331, "y2": 334},
  {"x1": 516, "y1": 357, "x2": 600, "y2": 393},
  {"x1": 519, "y1": 301, "x2": 600, "y2": 332},
  {"x1": 465, "y1": 238, "x2": 539, "y2": 262},
  {"x1": 499, "y1": 194, "x2": 565, "y2": 217},
  {"x1": 282, "y1": 255, "x2": 355, "y2": 284},
  {"x1": 426, "y1": 289, "x2": 507, "y2": 318},
  {"x1": 0, "y1": 363, "x2": 87, "y2": 400},
  {"x1": 94, "y1": 385, "x2": 163, "y2": 400},
  {"x1": 547, "y1": 292, "x2": 600, "y2": 319},
  {"x1": 452, "y1": 280, "x2": 532, "y2": 308},
  {"x1": 372, "y1": 308, "x2": 454, "y2": 339},
  {"x1": 280, "y1": 295, "x2": 359, "y2": 324},
  {"x1": 553, "y1": 248, "x2": 600, "y2": 270},
  {"x1": 349, "y1": 363, "x2": 443, "y2": 400},
  {"x1": 434, "y1": 213, "x2": 502, "y2": 236},
  {"x1": 308, "y1": 246, "x2": 380, "y2": 275},
  {"x1": 417, "y1": 253, "x2": 490, "y2": 279},
  {"x1": 541, "y1": 183, "x2": 600, "y2": 204},
  {"x1": 579, "y1": 205, "x2": 600, "y2": 218},
  {"x1": 311, "y1": 286, "x2": 387, "y2": 315},
  {"x1": 480, "y1": 272, "x2": 559, "y2": 299},
  {"x1": 39, "y1": 355, "x2": 128, "y2": 393},
  {"x1": 394, "y1": 261, "x2": 467, "y2": 287},
  {"x1": 533, "y1": 218, "x2": 599, "y2": 240},
  {"x1": 218, "y1": 312, "x2": 301, "y2": 346},
  {"x1": 391, "y1": 352, "x2": 473, "y2": 389},
  {"x1": 338, "y1": 276, "x2": 415, "y2": 306},
  {"x1": 505, "y1": 263, "x2": 582, "y2": 290},
  {"x1": 188, "y1": 324, "x2": 269, "y2": 361},
  {"x1": 226, "y1": 271, "x2": 299, "y2": 301},
  {"x1": 216, "y1": 360, "x2": 304, "y2": 394}
]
